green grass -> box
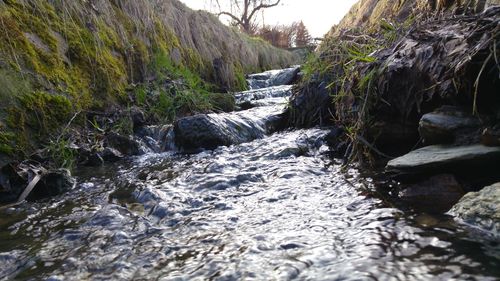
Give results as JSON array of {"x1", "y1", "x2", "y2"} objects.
[{"x1": 46, "y1": 138, "x2": 76, "y2": 170}]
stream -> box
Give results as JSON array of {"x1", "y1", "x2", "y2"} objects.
[{"x1": 0, "y1": 68, "x2": 499, "y2": 280}]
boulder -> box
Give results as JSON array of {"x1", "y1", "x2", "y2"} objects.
[
  {"x1": 399, "y1": 174, "x2": 465, "y2": 212},
  {"x1": 26, "y1": 169, "x2": 76, "y2": 201},
  {"x1": 136, "y1": 125, "x2": 174, "y2": 152},
  {"x1": 268, "y1": 66, "x2": 300, "y2": 86},
  {"x1": 387, "y1": 144, "x2": 500, "y2": 173},
  {"x1": 0, "y1": 164, "x2": 76, "y2": 203},
  {"x1": 100, "y1": 147, "x2": 124, "y2": 163},
  {"x1": 419, "y1": 106, "x2": 481, "y2": 145},
  {"x1": 0, "y1": 164, "x2": 26, "y2": 203},
  {"x1": 448, "y1": 182, "x2": 500, "y2": 235},
  {"x1": 246, "y1": 67, "x2": 300, "y2": 89},
  {"x1": 174, "y1": 113, "x2": 267, "y2": 151},
  {"x1": 106, "y1": 132, "x2": 141, "y2": 156}
]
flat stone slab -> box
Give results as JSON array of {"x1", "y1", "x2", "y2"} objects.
[
  {"x1": 387, "y1": 144, "x2": 500, "y2": 173},
  {"x1": 420, "y1": 113, "x2": 480, "y2": 131},
  {"x1": 419, "y1": 110, "x2": 481, "y2": 145},
  {"x1": 448, "y1": 182, "x2": 500, "y2": 236}
]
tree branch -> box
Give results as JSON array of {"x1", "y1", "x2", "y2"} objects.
[
  {"x1": 217, "y1": 11, "x2": 244, "y2": 26},
  {"x1": 248, "y1": 0, "x2": 280, "y2": 21}
]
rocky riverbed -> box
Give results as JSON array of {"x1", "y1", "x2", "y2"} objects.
[{"x1": 0, "y1": 68, "x2": 499, "y2": 280}]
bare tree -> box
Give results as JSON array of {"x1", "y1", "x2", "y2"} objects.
[
  {"x1": 257, "y1": 23, "x2": 297, "y2": 48},
  {"x1": 210, "y1": 0, "x2": 281, "y2": 34}
]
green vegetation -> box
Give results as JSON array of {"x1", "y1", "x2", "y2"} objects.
[
  {"x1": 46, "y1": 138, "x2": 76, "y2": 170},
  {"x1": 0, "y1": 0, "x2": 296, "y2": 162}
]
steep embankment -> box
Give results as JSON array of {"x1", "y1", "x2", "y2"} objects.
[
  {"x1": 289, "y1": 0, "x2": 500, "y2": 223},
  {"x1": 330, "y1": 0, "x2": 500, "y2": 34},
  {"x1": 0, "y1": 0, "x2": 296, "y2": 165},
  {"x1": 290, "y1": 0, "x2": 499, "y2": 155}
]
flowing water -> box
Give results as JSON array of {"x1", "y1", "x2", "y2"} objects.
[{"x1": 1, "y1": 70, "x2": 499, "y2": 280}]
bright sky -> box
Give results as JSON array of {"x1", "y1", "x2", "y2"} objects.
[{"x1": 178, "y1": 0, "x2": 359, "y2": 38}]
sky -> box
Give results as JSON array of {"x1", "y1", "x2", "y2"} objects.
[{"x1": 178, "y1": 0, "x2": 359, "y2": 38}]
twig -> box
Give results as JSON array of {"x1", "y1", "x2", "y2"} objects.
[
  {"x1": 16, "y1": 170, "x2": 43, "y2": 203},
  {"x1": 473, "y1": 52, "x2": 493, "y2": 115},
  {"x1": 356, "y1": 134, "x2": 395, "y2": 159},
  {"x1": 57, "y1": 111, "x2": 81, "y2": 143}
]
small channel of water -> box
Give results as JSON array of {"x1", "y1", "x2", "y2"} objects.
[{"x1": 0, "y1": 69, "x2": 499, "y2": 280}]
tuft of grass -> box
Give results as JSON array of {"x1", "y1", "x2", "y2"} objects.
[{"x1": 46, "y1": 138, "x2": 76, "y2": 170}]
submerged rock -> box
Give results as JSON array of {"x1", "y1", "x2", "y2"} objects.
[
  {"x1": 399, "y1": 174, "x2": 465, "y2": 213},
  {"x1": 419, "y1": 106, "x2": 481, "y2": 145},
  {"x1": 448, "y1": 182, "x2": 500, "y2": 236},
  {"x1": 387, "y1": 144, "x2": 500, "y2": 173},
  {"x1": 174, "y1": 113, "x2": 267, "y2": 151}
]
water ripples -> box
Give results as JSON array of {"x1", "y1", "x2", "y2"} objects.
[{"x1": 1, "y1": 88, "x2": 499, "y2": 280}]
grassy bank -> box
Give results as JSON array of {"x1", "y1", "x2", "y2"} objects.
[{"x1": 0, "y1": 0, "x2": 297, "y2": 164}]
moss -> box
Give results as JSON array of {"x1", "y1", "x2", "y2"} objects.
[
  {"x1": 0, "y1": 0, "x2": 295, "y2": 163},
  {"x1": 0, "y1": 67, "x2": 33, "y2": 105},
  {"x1": 16, "y1": 91, "x2": 73, "y2": 132},
  {"x1": 0, "y1": 131, "x2": 15, "y2": 155}
]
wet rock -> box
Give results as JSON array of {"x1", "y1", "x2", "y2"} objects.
[
  {"x1": 269, "y1": 66, "x2": 300, "y2": 86},
  {"x1": 387, "y1": 144, "x2": 500, "y2": 173},
  {"x1": 448, "y1": 182, "x2": 500, "y2": 235},
  {"x1": 106, "y1": 132, "x2": 141, "y2": 156},
  {"x1": 234, "y1": 85, "x2": 293, "y2": 106},
  {"x1": 247, "y1": 79, "x2": 268, "y2": 90},
  {"x1": 77, "y1": 147, "x2": 104, "y2": 167},
  {"x1": 100, "y1": 147, "x2": 123, "y2": 163},
  {"x1": 325, "y1": 127, "x2": 345, "y2": 147},
  {"x1": 0, "y1": 164, "x2": 26, "y2": 203},
  {"x1": 481, "y1": 127, "x2": 500, "y2": 147},
  {"x1": 399, "y1": 174, "x2": 465, "y2": 212},
  {"x1": 174, "y1": 114, "x2": 266, "y2": 151},
  {"x1": 419, "y1": 106, "x2": 481, "y2": 145},
  {"x1": 130, "y1": 107, "x2": 146, "y2": 130},
  {"x1": 324, "y1": 127, "x2": 349, "y2": 158},
  {"x1": 239, "y1": 101, "x2": 255, "y2": 110},
  {"x1": 86, "y1": 153, "x2": 105, "y2": 167},
  {"x1": 27, "y1": 169, "x2": 76, "y2": 201},
  {"x1": 0, "y1": 164, "x2": 76, "y2": 203},
  {"x1": 136, "y1": 125, "x2": 174, "y2": 152},
  {"x1": 247, "y1": 67, "x2": 300, "y2": 89}
]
